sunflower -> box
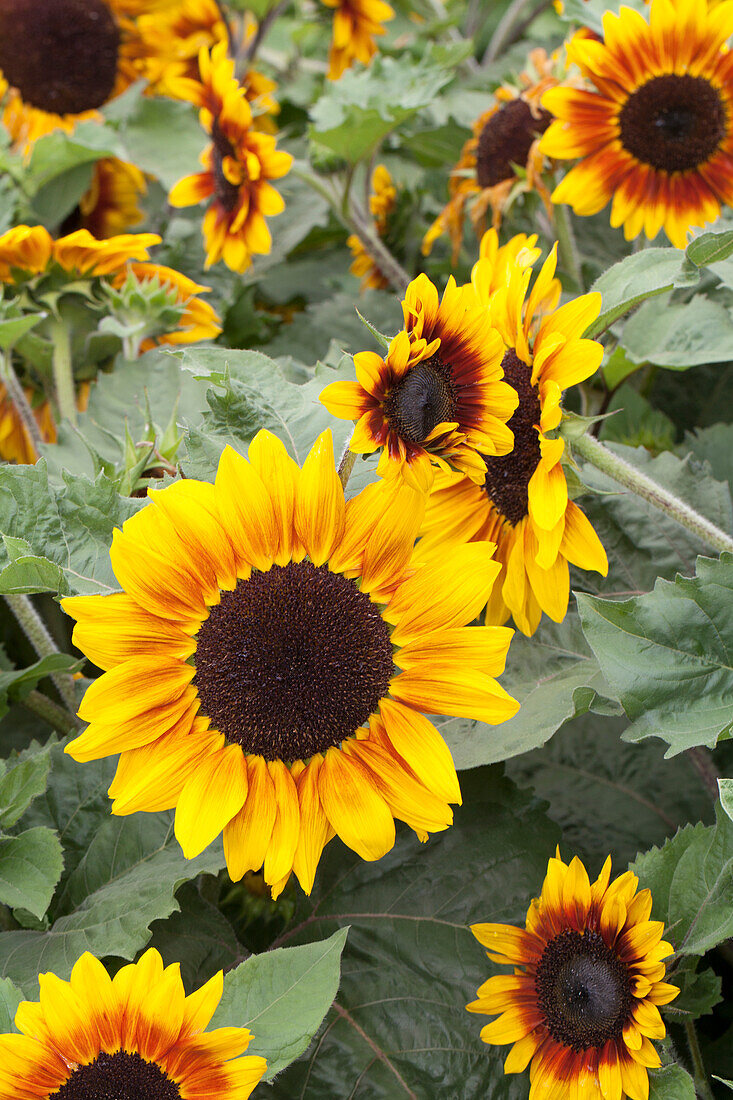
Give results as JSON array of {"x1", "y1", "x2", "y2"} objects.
[
  {"x1": 347, "y1": 165, "x2": 397, "y2": 290},
  {"x1": 422, "y1": 50, "x2": 559, "y2": 263},
  {"x1": 68, "y1": 158, "x2": 147, "y2": 239},
  {"x1": 113, "y1": 262, "x2": 222, "y2": 347},
  {"x1": 0, "y1": 947, "x2": 266, "y2": 1099},
  {"x1": 320, "y1": 274, "x2": 518, "y2": 492},
  {"x1": 168, "y1": 43, "x2": 292, "y2": 273},
  {"x1": 468, "y1": 852, "x2": 679, "y2": 1100},
  {"x1": 541, "y1": 0, "x2": 733, "y2": 248},
  {"x1": 0, "y1": 382, "x2": 55, "y2": 464},
  {"x1": 137, "y1": 0, "x2": 279, "y2": 129},
  {"x1": 418, "y1": 230, "x2": 607, "y2": 635},
  {"x1": 321, "y1": 0, "x2": 395, "y2": 81},
  {"x1": 0, "y1": 0, "x2": 163, "y2": 149},
  {"x1": 62, "y1": 429, "x2": 519, "y2": 896}
]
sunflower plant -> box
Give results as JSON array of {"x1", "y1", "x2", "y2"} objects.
[{"x1": 0, "y1": 1, "x2": 733, "y2": 1098}]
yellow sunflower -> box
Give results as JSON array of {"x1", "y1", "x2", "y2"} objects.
[
  {"x1": 320, "y1": 273, "x2": 517, "y2": 492},
  {"x1": 114, "y1": 262, "x2": 222, "y2": 348},
  {"x1": 168, "y1": 43, "x2": 292, "y2": 273},
  {"x1": 321, "y1": 0, "x2": 395, "y2": 80},
  {"x1": 347, "y1": 164, "x2": 397, "y2": 290},
  {"x1": 72, "y1": 157, "x2": 147, "y2": 239},
  {"x1": 419, "y1": 230, "x2": 607, "y2": 635},
  {"x1": 468, "y1": 852, "x2": 679, "y2": 1100},
  {"x1": 541, "y1": 0, "x2": 733, "y2": 248},
  {"x1": 422, "y1": 50, "x2": 559, "y2": 263},
  {"x1": 62, "y1": 429, "x2": 519, "y2": 897},
  {"x1": 0, "y1": 0, "x2": 162, "y2": 149},
  {"x1": 0, "y1": 947, "x2": 266, "y2": 1099},
  {"x1": 0, "y1": 382, "x2": 57, "y2": 465}
]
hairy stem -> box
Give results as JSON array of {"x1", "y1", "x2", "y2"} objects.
[
  {"x1": 573, "y1": 432, "x2": 733, "y2": 555},
  {"x1": 5, "y1": 594, "x2": 78, "y2": 713},
  {"x1": 21, "y1": 688, "x2": 82, "y2": 735},
  {"x1": 553, "y1": 202, "x2": 584, "y2": 292},
  {"x1": 0, "y1": 351, "x2": 44, "y2": 458},
  {"x1": 686, "y1": 746, "x2": 721, "y2": 800},
  {"x1": 483, "y1": 0, "x2": 541, "y2": 62},
  {"x1": 50, "y1": 317, "x2": 77, "y2": 427},
  {"x1": 242, "y1": 0, "x2": 291, "y2": 63},
  {"x1": 684, "y1": 1019, "x2": 715, "y2": 1100}
]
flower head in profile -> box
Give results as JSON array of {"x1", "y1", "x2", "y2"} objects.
[
  {"x1": 468, "y1": 852, "x2": 679, "y2": 1100},
  {"x1": 70, "y1": 157, "x2": 147, "y2": 239},
  {"x1": 348, "y1": 165, "x2": 398, "y2": 291},
  {"x1": 419, "y1": 231, "x2": 607, "y2": 635},
  {"x1": 168, "y1": 42, "x2": 292, "y2": 273},
  {"x1": 321, "y1": 0, "x2": 395, "y2": 81},
  {"x1": 62, "y1": 429, "x2": 518, "y2": 897},
  {"x1": 541, "y1": 0, "x2": 733, "y2": 248},
  {"x1": 0, "y1": 947, "x2": 266, "y2": 1099},
  {"x1": 422, "y1": 50, "x2": 560, "y2": 263},
  {"x1": 0, "y1": 0, "x2": 163, "y2": 149},
  {"x1": 320, "y1": 274, "x2": 518, "y2": 492}
]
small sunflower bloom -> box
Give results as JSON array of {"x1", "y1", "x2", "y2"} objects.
[
  {"x1": 168, "y1": 42, "x2": 292, "y2": 273},
  {"x1": 468, "y1": 852, "x2": 679, "y2": 1100},
  {"x1": 422, "y1": 50, "x2": 560, "y2": 263},
  {"x1": 348, "y1": 165, "x2": 398, "y2": 291},
  {"x1": 321, "y1": 0, "x2": 395, "y2": 81},
  {"x1": 73, "y1": 157, "x2": 147, "y2": 239},
  {"x1": 0, "y1": 947, "x2": 266, "y2": 1099},
  {"x1": 62, "y1": 429, "x2": 519, "y2": 896},
  {"x1": 320, "y1": 274, "x2": 517, "y2": 492},
  {"x1": 115, "y1": 262, "x2": 222, "y2": 348},
  {"x1": 540, "y1": 0, "x2": 733, "y2": 248},
  {"x1": 419, "y1": 231, "x2": 607, "y2": 635}
]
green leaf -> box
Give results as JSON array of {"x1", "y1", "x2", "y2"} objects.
[
  {"x1": 586, "y1": 249, "x2": 699, "y2": 338},
  {"x1": 309, "y1": 54, "x2": 453, "y2": 163},
  {"x1": 600, "y1": 385, "x2": 675, "y2": 453},
  {"x1": 719, "y1": 778, "x2": 733, "y2": 823},
  {"x1": 0, "y1": 827, "x2": 63, "y2": 920},
  {"x1": 1, "y1": 749, "x2": 225, "y2": 995},
  {"x1": 648, "y1": 1064, "x2": 696, "y2": 1100},
  {"x1": 634, "y1": 804, "x2": 733, "y2": 957},
  {"x1": 0, "y1": 655, "x2": 80, "y2": 720},
  {"x1": 436, "y1": 612, "x2": 619, "y2": 770},
  {"x1": 0, "y1": 313, "x2": 47, "y2": 351},
  {"x1": 506, "y1": 713, "x2": 712, "y2": 871},
  {"x1": 578, "y1": 554, "x2": 733, "y2": 755},
  {"x1": 269, "y1": 768, "x2": 559, "y2": 1097},
  {"x1": 0, "y1": 742, "x2": 52, "y2": 828},
  {"x1": 211, "y1": 929, "x2": 348, "y2": 1079},
  {"x1": 621, "y1": 297, "x2": 733, "y2": 368},
  {"x1": 714, "y1": 1078, "x2": 733, "y2": 1091},
  {"x1": 686, "y1": 229, "x2": 733, "y2": 267},
  {"x1": 147, "y1": 881, "x2": 240, "y2": 992},
  {"x1": 0, "y1": 976, "x2": 22, "y2": 1033},
  {"x1": 25, "y1": 123, "x2": 123, "y2": 192},
  {"x1": 109, "y1": 93, "x2": 206, "y2": 190},
  {"x1": 665, "y1": 961, "x2": 722, "y2": 1020}
]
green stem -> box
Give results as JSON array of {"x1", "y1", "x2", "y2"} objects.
[
  {"x1": 337, "y1": 433, "x2": 357, "y2": 489},
  {"x1": 50, "y1": 317, "x2": 77, "y2": 427},
  {"x1": 553, "y1": 202, "x2": 584, "y2": 293},
  {"x1": 483, "y1": 0, "x2": 541, "y2": 63},
  {"x1": 573, "y1": 432, "x2": 733, "y2": 555},
  {"x1": 686, "y1": 746, "x2": 720, "y2": 800},
  {"x1": 0, "y1": 350, "x2": 44, "y2": 458},
  {"x1": 684, "y1": 1019, "x2": 715, "y2": 1100},
  {"x1": 4, "y1": 594, "x2": 78, "y2": 713},
  {"x1": 21, "y1": 689, "x2": 82, "y2": 735}
]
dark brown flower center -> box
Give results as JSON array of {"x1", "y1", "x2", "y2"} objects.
[
  {"x1": 535, "y1": 928, "x2": 633, "y2": 1051},
  {"x1": 193, "y1": 561, "x2": 394, "y2": 762},
  {"x1": 50, "y1": 1051, "x2": 180, "y2": 1100},
  {"x1": 382, "y1": 354, "x2": 457, "y2": 445},
  {"x1": 211, "y1": 119, "x2": 242, "y2": 212},
  {"x1": 619, "y1": 74, "x2": 726, "y2": 173},
  {"x1": 0, "y1": 0, "x2": 120, "y2": 115},
  {"x1": 482, "y1": 350, "x2": 541, "y2": 526},
  {"x1": 476, "y1": 98, "x2": 552, "y2": 188}
]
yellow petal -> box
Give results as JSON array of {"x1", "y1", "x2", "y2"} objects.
[
  {"x1": 378, "y1": 697, "x2": 461, "y2": 805},
  {"x1": 318, "y1": 746, "x2": 395, "y2": 861},
  {"x1": 223, "y1": 755, "x2": 277, "y2": 880},
  {"x1": 263, "y1": 759, "x2": 300, "y2": 885},
  {"x1": 294, "y1": 429, "x2": 345, "y2": 566},
  {"x1": 247, "y1": 430, "x2": 302, "y2": 565},
  {"x1": 215, "y1": 445, "x2": 277, "y2": 571},
  {"x1": 174, "y1": 745, "x2": 248, "y2": 858}
]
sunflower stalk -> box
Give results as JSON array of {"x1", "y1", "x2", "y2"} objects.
[
  {"x1": 50, "y1": 317, "x2": 78, "y2": 428},
  {"x1": 348, "y1": 203, "x2": 411, "y2": 295},
  {"x1": 553, "y1": 202, "x2": 584, "y2": 292},
  {"x1": 483, "y1": 0, "x2": 542, "y2": 63},
  {"x1": 4, "y1": 594, "x2": 78, "y2": 714},
  {"x1": 0, "y1": 350, "x2": 44, "y2": 458},
  {"x1": 572, "y1": 432, "x2": 733, "y2": 556},
  {"x1": 21, "y1": 688, "x2": 83, "y2": 736},
  {"x1": 684, "y1": 1019, "x2": 715, "y2": 1100}
]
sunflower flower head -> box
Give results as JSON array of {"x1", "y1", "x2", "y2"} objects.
[
  {"x1": 419, "y1": 230, "x2": 608, "y2": 635},
  {"x1": 422, "y1": 49, "x2": 561, "y2": 263},
  {"x1": 320, "y1": 273, "x2": 518, "y2": 492},
  {"x1": 347, "y1": 165, "x2": 398, "y2": 290},
  {"x1": 468, "y1": 852, "x2": 679, "y2": 1100},
  {"x1": 62, "y1": 428, "x2": 519, "y2": 897},
  {"x1": 71, "y1": 157, "x2": 148, "y2": 239},
  {"x1": 321, "y1": 0, "x2": 395, "y2": 81},
  {"x1": 0, "y1": 947, "x2": 266, "y2": 1099},
  {"x1": 168, "y1": 42, "x2": 292, "y2": 273},
  {"x1": 541, "y1": 0, "x2": 733, "y2": 248},
  {"x1": 0, "y1": 0, "x2": 162, "y2": 150}
]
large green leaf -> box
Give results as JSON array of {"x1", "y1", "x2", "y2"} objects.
[
  {"x1": 0, "y1": 656, "x2": 80, "y2": 720},
  {"x1": 0, "y1": 742, "x2": 52, "y2": 829},
  {"x1": 268, "y1": 768, "x2": 559, "y2": 1097},
  {"x1": 586, "y1": 249, "x2": 699, "y2": 338},
  {"x1": 648, "y1": 1064, "x2": 696, "y2": 1100},
  {"x1": 0, "y1": 977, "x2": 22, "y2": 1033},
  {"x1": 147, "y1": 881, "x2": 240, "y2": 993},
  {"x1": 578, "y1": 555, "x2": 733, "y2": 755},
  {"x1": 621, "y1": 297, "x2": 733, "y2": 368},
  {"x1": 211, "y1": 929, "x2": 348, "y2": 1079},
  {"x1": 105, "y1": 90, "x2": 206, "y2": 190},
  {"x1": 0, "y1": 827, "x2": 63, "y2": 921}
]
